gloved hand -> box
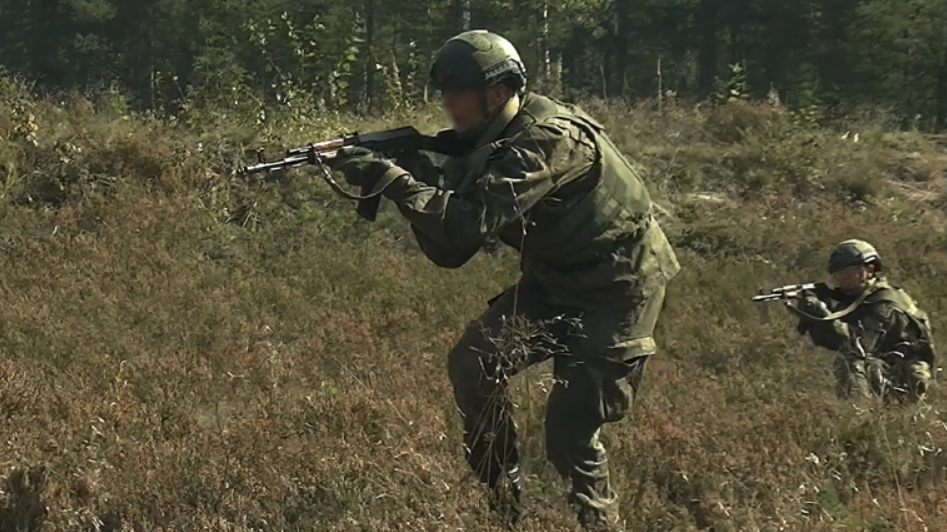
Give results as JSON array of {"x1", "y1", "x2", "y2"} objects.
[
  {"x1": 327, "y1": 146, "x2": 398, "y2": 189},
  {"x1": 795, "y1": 294, "x2": 830, "y2": 318},
  {"x1": 432, "y1": 128, "x2": 468, "y2": 156}
]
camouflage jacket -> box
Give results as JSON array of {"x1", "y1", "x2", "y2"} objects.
[
  {"x1": 797, "y1": 279, "x2": 935, "y2": 364},
  {"x1": 384, "y1": 92, "x2": 680, "y2": 310}
]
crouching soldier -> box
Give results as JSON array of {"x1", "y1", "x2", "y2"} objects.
[
  {"x1": 327, "y1": 29, "x2": 679, "y2": 531},
  {"x1": 790, "y1": 239, "x2": 934, "y2": 402}
]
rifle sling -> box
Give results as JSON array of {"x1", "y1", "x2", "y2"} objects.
[
  {"x1": 316, "y1": 161, "x2": 407, "y2": 201},
  {"x1": 792, "y1": 283, "x2": 880, "y2": 322}
]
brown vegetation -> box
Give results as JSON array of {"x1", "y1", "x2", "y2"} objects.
[{"x1": 2, "y1": 80, "x2": 947, "y2": 531}]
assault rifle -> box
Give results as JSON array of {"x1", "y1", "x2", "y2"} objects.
[
  {"x1": 752, "y1": 282, "x2": 835, "y2": 302},
  {"x1": 240, "y1": 127, "x2": 466, "y2": 221}
]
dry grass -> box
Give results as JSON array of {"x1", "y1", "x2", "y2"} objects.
[{"x1": 2, "y1": 80, "x2": 947, "y2": 531}]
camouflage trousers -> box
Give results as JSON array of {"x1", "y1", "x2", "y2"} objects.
[
  {"x1": 833, "y1": 353, "x2": 931, "y2": 402},
  {"x1": 447, "y1": 281, "x2": 666, "y2": 529}
]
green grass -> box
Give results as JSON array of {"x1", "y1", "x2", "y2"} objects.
[{"x1": 1, "y1": 79, "x2": 947, "y2": 531}]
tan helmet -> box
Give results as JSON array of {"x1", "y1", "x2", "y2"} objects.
[{"x1": 828, "y1": 239, "x2": 882, "y2": 273}]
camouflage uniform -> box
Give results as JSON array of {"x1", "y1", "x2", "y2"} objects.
[
  {"x1": 330, "y1": 31, "x2": 680, "y2": 529},
  {"x1": 796, "y1": 278, "x2": 934, "y2": 401},
  {"x1": 792, "y1": 240, "x2": 934, "y2": 402},
  {"x1": 397, "y1": 91, "x2": 678, "y2": 528}
]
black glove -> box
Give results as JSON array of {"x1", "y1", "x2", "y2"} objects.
[
  {"x1": 432, "y1": 128, "x2": 469, "y2": 156},
  {"x1": 327, "y1": 146, "x2": 397, "y2": 189},
  {"x1": 788, "y1": 294, "x2": 831, "y2": 326},
  {"x1": 798, "y1": 294, "x2": 830, "y2": 318}
]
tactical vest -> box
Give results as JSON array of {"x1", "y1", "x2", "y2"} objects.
[
  {"x1": 443, "y1": 93, "x2": 654, "y2": 261},
  {"x1": 863, "y1": 282, "x2": 936, "y2": 363}
]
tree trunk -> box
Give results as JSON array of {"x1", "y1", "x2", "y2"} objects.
[
  {"x1": 552, "y1": 53, "x2": 563, "y2": 96},
  {"x1": 903, "y1": 2, "x2": 922, "y2": 128},
  {"x1": 562, "y1": 31, "x2": 581, "y2": 98},
  {"x1": 696, "y1": 0, "x2": 719, "y2": 100},
  {"x1": 459, "y1": 0, "x2": 471, "y2": 32},
  {"x1": 726, "y1": 4, "x2": 745, "y2": 69},
  {"x1": 936, "y1": 5, "x2": 947, "y2": 130},
  {"x1": 762, "y1": 31, "x2": 783, "y2": 92},
  {"x1": 607, "y1": 0, "x2": 629, "y2": 99},
  {"x1": 365, "y1": 0, "x2": 375, "y2": 113},
  {"x1": 538, "y1": 3, "x2": 550, "y2": 91},
  {"x1": 29, "y1": 0, "x2": 64, "y2": 85}
]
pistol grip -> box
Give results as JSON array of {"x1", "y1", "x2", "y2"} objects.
[{"x1": 355, "y1": 185, "x2": 381, "y2": 222}]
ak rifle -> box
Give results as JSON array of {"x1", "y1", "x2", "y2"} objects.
[{"x1": 240, "y1": 126, "x2": 465, "y2": 221}]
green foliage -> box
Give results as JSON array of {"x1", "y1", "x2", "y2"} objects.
[{"x1": 727, "y1": 62, "x2": 749, "y2": 102}]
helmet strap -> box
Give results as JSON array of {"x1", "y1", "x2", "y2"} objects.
[
  {"x1": 458, "y1": 91, "x2": 520, "y2": 147},
  {"x1": 476, "y1": 93, "x2": 520, "y2": 149},
  {"x1": 848, "y1": 273, "x2": 877, "y2": 296}
]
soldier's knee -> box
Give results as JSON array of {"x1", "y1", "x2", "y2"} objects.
[
  {"x1": 447, "y1": 326, "x2": 495, "y2": 408},
  {"x1": 447, "y1": 335, "x2": 481, "y2": 385}
]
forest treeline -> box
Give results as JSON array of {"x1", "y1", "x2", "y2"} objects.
[{"x1": 2, "y1": 0, "x2": 947, "y2": 129}]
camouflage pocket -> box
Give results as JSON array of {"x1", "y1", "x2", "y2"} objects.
[
  {"x1": 555, "y1": 349, "x2": 650, "y2": 425},
  {"x1": 645, "y1": 221, "x2": 681, "y2": 285},
  {"x1": 600, "y1": 355, "x2": 649, "y2": 423},
  {"x1": 600, "y1": 374, "x2": 634, "y2": 423}
]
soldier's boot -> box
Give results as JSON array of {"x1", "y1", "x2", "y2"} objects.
[
  {"x1": 902, "y1": 360, "x2": 931, "y2": 402},
  {"x1": 488, "y1": 464, "x2": 527, "y2": 527},
  {"x1": 576, "y1": 520, "x2": 624, "y2": 532},
  {"x1": 569, "y1": 470, "x2": 621, "y2": 532},
  {"x1": 574, "y1": 495, "x2": 622, "y2": 532},
  {"x1": 464, "y1": 413, "x2": 526, "y2": 527}
]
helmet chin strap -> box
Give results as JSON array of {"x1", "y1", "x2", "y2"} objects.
[
  {"x1": 454, "y1": 91, "x2": 520, "y2": 145},
  {"x1": 473, "y1": 93, "x2": 521, "y2": 148},
  {"x1": 845, "y1": 274, "x2": 877, "y2": 296}
]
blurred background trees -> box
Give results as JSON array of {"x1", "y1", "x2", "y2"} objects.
[{"x1": 3, "y1": 0, "x2": 947, "y2": 128}]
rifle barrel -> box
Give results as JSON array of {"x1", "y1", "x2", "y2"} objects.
[
  {"x1": 287, "y1": 137, "x2": 348, "y2": 156},
  {"x1": 240, "y1": 154, "x2": 310, "y2": 174}
]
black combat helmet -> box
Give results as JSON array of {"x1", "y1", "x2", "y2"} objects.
[
  {"x1": 430, "y1": 30, "x2": 527, "y2": 93},
  {"x1": 828, "y1": 239, "x2": 882, "y2": 274}
]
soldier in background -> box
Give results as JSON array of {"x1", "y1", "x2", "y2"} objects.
[
  {"x1": 790, "y1": 239, "x2": 934, "y2": 402},
  {"x1": 328, "y1": 30, "x2": 679, "y2": 531}
]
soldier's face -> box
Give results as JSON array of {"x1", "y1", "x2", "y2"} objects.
[
  {"x1": 833, "y1": 264, "x2": 872, "y2": 293},
  {"x1": 442, "y1": 88, "x2": 488, "y2": 132},
  {"x1": 442, "y1": 84, "x2": 512, "y2": 132}
]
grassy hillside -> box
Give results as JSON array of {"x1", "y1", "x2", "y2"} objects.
[{"x1": 2, "y1": 77, "x2": 947, "y2": 531}]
